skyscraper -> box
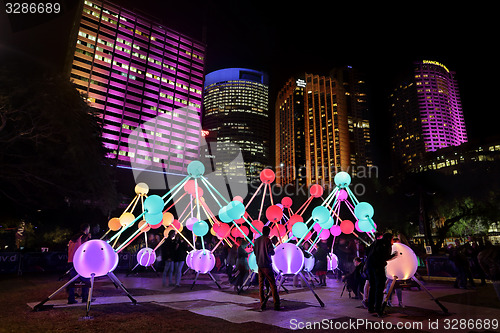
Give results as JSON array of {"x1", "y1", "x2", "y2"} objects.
[
  {"x1": 67, "y1": 0, "x2": 206, "y2": 175},
  {"x1": 202, "y1": 68, "x2": 270, "y2": 183},
  {"x1": 390, "y1": 60, "x2": 467, "y2": 171}
]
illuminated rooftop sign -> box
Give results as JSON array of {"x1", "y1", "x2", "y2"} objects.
[
  {"x1": 296, "y1": 79, "x2": 306, "y2": 88},
  {"x1": 423, "y1": 60, "x2": 449, "y2": 73}
]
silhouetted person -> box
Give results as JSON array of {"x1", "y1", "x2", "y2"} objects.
[
  {"x1": 234, "y1": 240, "x2": 249, "y2": 292},
  {"x1": 254, "y1": 226, "x2": 280, "y2": 311},
  {"x1": 365, "y1": 233, "x2": 397, "y2": 316},
  {"x1": 162, "y1": 230, "x2": 176, "y2": 287},
  {"x1": 67, "y1": 223, "x2": 91, "y2": 304}
]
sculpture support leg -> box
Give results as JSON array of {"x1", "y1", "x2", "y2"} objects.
[
  {"x1": 33, "y1": 273, "x2": 82, "y2": 311},
  {"x1": 411, "y1": 276, "x2": 448, "y2": 314},
  {"x1": 380, "y1": 276, "x2": 397, "y2": 314},
  {"x1": 191, "y1": 272, "x2": 200, "y2": 290},
  {"x1": 299, "y1": 271, "x2": 325, "y2": 307},
  {"x1": 208, "y1": 272, "x2": 221, "y2": 289},
  {"x1": 108, "y1": 271, "x2": 137, "y2": 304},
  {"x1": 84, "y1": 273, "x2": 95, "y2": 318}
]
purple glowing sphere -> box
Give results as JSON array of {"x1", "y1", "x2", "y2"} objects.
[
  {"x1": 327, "y1": 253, "x2": 338, "y2": 271},
  {"x1": 73, "y1": 240, "x2": 118, "y2": 278},
  {"x1": 137, "y1": 247, "x2": 156, "y2": 267},
  {"x1": 272, "y1": 243, "x2": 304, "y2": 275},
  {"x1": 303, "y1": 255, "x2": 315, "y2": 272},
  {"x1": 190, "y1": 249, "x2": 215, "y2": 274}
]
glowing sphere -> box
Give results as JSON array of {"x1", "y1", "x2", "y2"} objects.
[
  {"x1": 330, "y1": 225, "x2": 342, "y2": 237},
  {"x1": 249, "y1": 220, "x2": 264, "y2": 233},
  {"x1": 312, "y1": 206, "x2": 331, "y2": 225},
  {"x1": 108, "y1": 217, "x2": 121, "y2": 231},
  {"x1": 192, "y1": 220, "x2": 209, "y2": 237},
  {"x1": 266, "y1": 205, "x2": 283, "y2": 222},
  {"x1": 171, "y1": 219, "x2": 181, "y2": 230},
  {"x1": 292, "y1": 221, "x2": 308, "y2": 238},
  {"x1": 287, "y1": 214, "x2": 303, "y2": 228},
  {"x1": 260, "y1": 168, "x2": 275, "y2": 184},
  {"x1": 143, "y1": 194, "x2": 164, "y2": 214},
  {"x1": 119, "y1": 212, "x2": 135, "y2": 227},
  {"x1": 272, "y1": 224, "x2": 286, "y2": 238},
  {"x1": 185, "y1": 217, "x2": 198, "y2": 231},
  {"x1": 231, "y1": 225, "x2": 249, "y2": 238},
  {"x1": 185, "y1": 250, "x2": 197, "y2": 269},
  {"x1": 226, "y1": 200, "x2": 246, "y2": 220},
  {"x1": 337, "y1": 189, "x2": 348, "y2": 201},
  {"x1": 309, "y1": 184, "x2": 323, "y2": 198},
  {"x1": 218, "y1": 206, "x2": 232, "y2": 223},
  {"x1": 73, "y1": 240, "x2": 118, "y2": 278},
  {"x1": 233, "y1": 195, "x2": 244, "y2": 202},
  {"x1": 358, "y1": 218, "x2": 375, "y2": 232},
  {"x1": 191, "y1": 250, "x2": 216, "y2": 274},
  {"x1": 304, "y1": 255, "x2": 315, "y2": 272},
  {"x1": 354, "y1": 202, "x2": 374, "y2": 220},
  {"x1": 318, "y1": 228, "x2": 330, "y2": 240},
  {"x1": 340, "y1": 220, "x2": 355, "y2": 234},
  {"x1": 145, "y1": 211, "x2": 163, "y2": 226},
  {"x1": 214, "y1": 223, "x2": 230, "y2": 238},
  {"x1": 281, "y1": 197, "x2": 293, "y2": 208},
  {"x1": 162, "y1": 212, "x2": 174, "y2": 226},
  {"x1": 187, "y1": 160, "x2": 205, "y2": 178},
  {"x1": 137, "y1": 247, "x2": 156, "y2": 267},
  {"x1": 138, "y1": 220, "x2": 151, "y2": 232},
  {"x1": 322, "y1": 216, "x2": 334, "y2": 229},
  {"x1": 272, "y1": 243, "x2": 304, "y2": 275},
  {"x1": 386, "y1": 243, "x2": 418, "y2": 280},
  {"x1": 135, "y1": 182, "x2": 149, "y2": 195},
  {"x1": 334, "y1": 172, "x2": 351, "y2": 188},
  {"x1": 248, "y1": 252, "x2": 258, "y2": 273},
  {"x1": 327, "y1": 253, "x2": 338, "y2": 271}
]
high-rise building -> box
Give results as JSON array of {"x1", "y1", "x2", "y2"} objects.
[
  {"x1": 67, "y1": 0, "x2": 206, "y2": 175},
  {"x1": 275, "y1": 78, "x2": 306, "y2": 186},
  {"x1": 390, "y1": 60, "x2": 467, "y2": 171},
  {"x1": 304, "y1": 73, "x2": 350, "y2": 187},
  {"x1": 202, "y1": 68, "x2": 270, "y2": 183}
]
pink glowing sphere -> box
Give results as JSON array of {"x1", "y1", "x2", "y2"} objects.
[
  {"x1": 260, "y1": 169, "x2": 275, "y2": 184},
  {"x1": 281, "y1": 197, "x2": 293, "y2": 208},
  {"x1": 271, "y1": 224, "x2": 287, "y2": 238},
  {"x1": 186, "y1": 217, "x2": 198, "y2": 231},
  {"x1": 214, "y1": 223, "x2": 230, "y2": 238},
  {"x1": 137, "y1": 247, "x2": 156, "y2": 267},
  {"x1": 327, "y1": 253, "x2": 338, "y2": 271},
  {"x1": 250, "y1": 220, "x2": 264, "y2": 233},
  {"x1": 309, "y1": 184, "x2": 324, "y2": 198},
  {"x1": 319, "y1": 228, "x2": 330, "y2": 240},
  {"x1": 266, "y1": 205, "x2": 283, "y2": 222},
  {"x1": 330, "y1": 225, "x2": 342, "y2": 237},
  {"x1": 73, "y1": 240, "x2": 118, "y2": 278},
  {"x1": 231, "y1": 225, "x2": 249, "y2": 238},
  {"x1": 287, "y1": 214, "x2": 303, "y2": 229},
  {"x1": 272, "y1": 243, "x2": 304, "y2": 275},
  {"x1": 191, "y1": 249, "x2": 216, "y2": 274},
  {"x1": 340, "y1": 220, "x2": 355, "y2": 234},
  {"x1": 386, "y1": 243, "x2": 418, "y2": 280},
  {"x1": 233, "y1": 195, "x2": 244, "y2": 202},
  {"x1": 337, "y1": 189, "x2": 348, "y2": 201}
]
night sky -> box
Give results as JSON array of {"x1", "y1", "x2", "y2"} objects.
[{"x1": 1, "y1": 1, "x2": 497, "y2": 173}]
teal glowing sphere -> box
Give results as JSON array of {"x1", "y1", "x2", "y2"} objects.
[
  {"x1": 312, "y1": 206, "x2": 331, "y2": 224},
  {"x1": 334, "y1": 172, "x2": 351, "y2": 188},
  {"x1": 354, "y1": 202, "x2": 374, "y2": 220},
  {"x1": 226, "y1": 200, "x2": 246, "y2": 220},
  {"x1": 248, "y1": 252, "x2": 258, "y2": 273},
  {"x1": 358, "y1": 218, "x2": 375, "y2": 232},
  {"x1": 143, "y1": 194, "x2": 164, "y2": 214},
  {"x1": 321, "y1": 216, "x2": 334, "y2": 229},
  {"x1": 145, "y1": 211, "x2": 163, "y2": 226},
  {"x1": 192, "y1": 220, "x2": 209, "y2": 237},
  {"x1": 218, "y1": 206, "x2": 232, "y2": 223},
  {"x1": 292, "y1": 221, "x2": 308, "y2": 239},
  {"x1": 187, "y1": 161, "x2": 205, "y2": 178}
]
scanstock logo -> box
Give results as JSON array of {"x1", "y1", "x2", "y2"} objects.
[{"x1": 126, "y1": 107, "x2": 248, "y2": 221}]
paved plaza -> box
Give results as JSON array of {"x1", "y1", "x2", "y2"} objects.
[{"x1": 25, "y1": 272, "x2": 500, "y2": 332}]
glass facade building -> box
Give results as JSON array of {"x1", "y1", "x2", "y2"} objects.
[
  {"x1": 390, "y1": 60, "x2": 467, "y2": 171},
  {"x1": 203, "y1": 68, "x2": 270, "y2": 183},
  {"x1": 67, "y1": 0, "x2": 206, "y2": 174}
]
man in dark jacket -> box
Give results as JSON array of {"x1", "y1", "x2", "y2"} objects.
[
  {"x1": 254, "y1": 226, "x2": 280, "y2": 311},
  {"x1": 365, "y1": 233, "x2": 397, "y2": 316}
]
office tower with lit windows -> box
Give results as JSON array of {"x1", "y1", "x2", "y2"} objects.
[
  {"x1": 67, "y1": 0, "x2": 206, "y2": 174},
  {"x1": 330, "y1": 66, "x2": 373, "y2": 170},
  {"x1": 203, "y1": 68, "x2": 270, "y2": 183},
  {"x1": 390, "y1": 60, "x2": 467, "y2": 171},
  {"x1": 304, "y1": 73, "x2": 350, "y2": 187},
  {"x1": 275, "y1": 78, "x2": 306, "y2": 186}
]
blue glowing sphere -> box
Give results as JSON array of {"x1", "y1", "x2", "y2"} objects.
[
  {"x1": 187, "y1": 161, "x2": 205, "y2": 178},
  {"x1": 143, "y1": 194, "x2": 164, "y2": 214},
  {"x1": 192, "y1": 220, "x2": 209, "y2": 237},
  {"x1": 226, "y1": 200, "x2": 245, "y2": 220},
  {"x1": 312, "y1": 206, "x2": 331, "y2": 225},
  {"x1": 73, "y1": 240, "x2": 118, "y2": 278},
  {"x1": 145, "y1": 211, "x2": 163, "y2": 225},
  {"x1": 292, "y1": 221, "x2": 308, "y2": 239},
  {"x1": 272, "y1": 243, "x2": 304, "y2": 275},
  {"x1": 334, "y1": 172, "x2": 351, "y2": 188},
  {"x1": 218, "y1": 206, "x2": 232, "y2": 223},
  {"x1": 354, "y1": 202, "x2": 374, "y2": 220}
]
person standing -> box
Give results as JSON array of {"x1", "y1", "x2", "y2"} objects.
[
  {"x1": 254, "y1": 226, "x2": 280, "y2": 311},
  {"x1": 173, "y1": 234, "x2": 188, "y2": 287},
  {"x1": 67, "y1": 223, "x2": 91, "y2": 304},
  {"x1": 314, "y1": 239, "x2": 328, "y2": 286},
  {"x1": 234, "y1": 240, "x2": 250, "y2": 292},
  {"x1": 162, "y1": 230, "x2": 176, "y2": 287},
  {"x1": 365, "y1": 233, "x2": 397, "y2": 316}
]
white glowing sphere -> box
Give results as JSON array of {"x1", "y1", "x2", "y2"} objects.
[
  {"x1": 137, "y1": 247, "x2": 156, "y2": 267},
  {"x1": 327, "y1": 253, "x2": 338, "y2": 271},
  {"x1": 191, "y1": 249, "x2": 215, "y2": 274},
  {"x1": 135, "y1": 182, "x2": 149, "y2": 195},
  {"x1": 272, "y1": 243, "x2": 304, "y2": 275},
  {"x1": 304, "y1": 255, "x2": 315, "y2": 272},
  {"x1": 386, "y1": 243, "x2": 418, "y2": 280},
  {"x1": 185, "y1": 250, "x2": 197, "y2": 269},
  {"x1": 73, "y1": 240, "x2": 118, "y2": 278}
]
